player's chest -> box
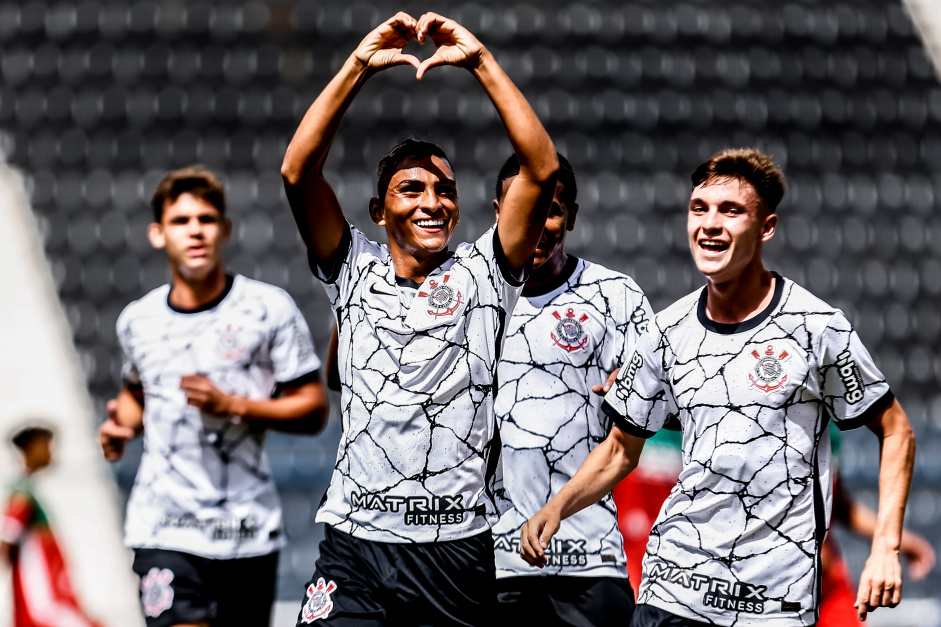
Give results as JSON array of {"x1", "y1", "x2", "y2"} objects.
[
  {"x1": 669, "y1": 333, "x2": 816, "y2": 409},
  {"x1": 132, "y1": 314, "x2": 268, "y2": 381},
  {"x1": 508, "y1": 299, "x2": 608, "y2": 366}
]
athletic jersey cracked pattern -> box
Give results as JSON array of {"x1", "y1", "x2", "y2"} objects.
[
  {"x1": 313, "y1": 223, "x2": 524, "y2": 543},
  {"x1": 602, "y1": 275, "x2": 893, "y2": 627},
  {"x1": 118, "y1": 275, "x2": 321, "y2": 559},
  {"x1": 492, "y1": 256, "x2": 652, "y2": 578}
]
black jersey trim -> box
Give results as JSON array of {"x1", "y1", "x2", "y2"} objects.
[
  {"x1": 697, "y1": 272, "x2": 784, "y2": 335},
  {"x1": 493, "y1": 228, "x2": 532, "y2": 288},
  {"x1": 522, "y1": 255, "x2": 579, "y2": 297},
  {"x1": 309, "y1": 222, "x2": 353, "y2": 285},
  {"x1": 167, "y1": 274, "x2": 235, "y2": 314},
  {"x1": 395, "y1": 275, "x2": 423, "y2": 290},
  {"x1": 273, "y1": 369, "x2": 322, "y2": 396},
  {"x1": 601, "y1": 401, "x2": 657, "y2": 439},
  {"x1": 835, "y1": 390, "x2": 895, "y2": 432}
]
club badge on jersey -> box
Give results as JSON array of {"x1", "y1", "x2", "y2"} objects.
[
  {"x1": 406, "y1": 271, "x2": 469, "y2": 331},
  {"x1": 748, "y1": 344, "x2": 791, "y2": 395},
  {"x1": 550, "y1": 307, "x2": 591, "y2": 353},
  {"x1": 141, "y1": 567, "x2": 175, "y2": 618},
  {"x1": 215, "y1": 324, "x2": 246, "y2": 361},
  {"x1": 301, "y1": 578, "x2": 338, "y2": 623}
]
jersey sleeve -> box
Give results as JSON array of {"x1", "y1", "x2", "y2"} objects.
[
  {"x1": 308, "y1": 222, "x2": 385, "y2": 310},
  {"x1": 817, "y1": 311, "x2": 894, "y2": 431},
  {"x1": 600, "y1": 323, "x2": 677, "y2": 438},
  {"x1": 1, "y1": 490, "x2": 34, "y2": 545},
  {"x1": 620, "y1": 286, "x2": 654, "y2": 370},
  {"x1": 268, "y1": 292, "x2": 323, "y2": 391},
  {"x1": 473, "y1": 225, "x2": 532, "y2": 305},
  {"x1": 116, "y1": 307, "x2": 141, "y2": 388}
]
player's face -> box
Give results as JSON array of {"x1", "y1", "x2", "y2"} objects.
[
  {"x1": 372, "y1": 155, "x2": 459, "y2": 258},
  {"x1": 495, "y1": 178, "x2": 576, "y2": 270},
  {"x1": 687, "y1": 177, "x2": 776, "y2": 283},
  {"x1": 148, "y1": 193, "x2": 231, "y2": 280}
]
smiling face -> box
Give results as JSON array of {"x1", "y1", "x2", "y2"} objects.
[
  {"x1": 370, "y1": 154, "x2": 459, "y2": 259},
  {"x1": 687, "y1": 176, "x2": 777, "y2": 283},
  {"x1": 148, "y1": 192, "x2": 231, "y2": 281}
]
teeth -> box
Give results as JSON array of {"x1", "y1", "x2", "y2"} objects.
[
  {"x1": 701, "y1": 241, "x2": 728, "y2": 250},
  {"x1": 416, "y1": 220, "x2": 446, "y2": 227}
]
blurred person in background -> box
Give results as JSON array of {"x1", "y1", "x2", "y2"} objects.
[
  {"x1": 488, "y1": 153, "x2": 652, "y2": 626},
  {"x1": 281, "y1": 11, "x2": 558, "y2": 626},
  {"x1": 522, "y1": 148, "x2": 916, "y2": 627},
  {"x1": 98, "y1": 166, "x2": 329, "y2": 627},
  {"x1": 1, "y1": 425, "x2": 102, "y2": 627}
]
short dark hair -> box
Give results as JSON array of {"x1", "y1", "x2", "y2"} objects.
[
  {"x1": 11, "y1": 425, "x2": 53, "y2": 451},
  {"x1": 376, "y1": 138, "x2": 453, "y2": 199},
  {"x1": 151, "y1": 165, "x2": 226, "y2": 223},
  {"x1": 495, "y1": 153, "x2": 577, "y2": 208},
  {"x1": 690, "y1": 148, "x2": 785, "y2": 213}
]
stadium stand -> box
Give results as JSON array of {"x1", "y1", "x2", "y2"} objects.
[{"x1": 1, "y1": 0, "x2": 939, "y2": 619}]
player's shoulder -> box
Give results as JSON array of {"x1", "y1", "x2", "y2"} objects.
[
  {"x1": 776, "y1": 276, "x2": 846, "y2": 331},
  {"x1": 118, "y1": 284, "x2": 171, "y2": 328},
  {"x1": 455, "y1": 224, "x2": 497, "y2": 259},
  {"x1": 653, "y1": 288, "x2": 702, "y2": 333},
  {"x1": 576, "y1": 258, "x2": 646, "y2": 296},
  {"x1": 230, "y1": 275, "x2": 301, "y2": 318}
]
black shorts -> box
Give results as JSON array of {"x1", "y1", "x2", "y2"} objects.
[
  {"x1": 630, "y1": 604, "x2": 716, "y2": 627},
  {"x1": 132, "y1": 548, "x2": 278, "y2": 627},
  {"x1": 496, "y1": 575, "x2": 635, "y2": 627},
  {"x1": 295, "y1": 525, "x2": 496, "y2": 627}
]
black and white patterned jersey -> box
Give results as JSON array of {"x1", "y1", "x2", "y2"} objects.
[
  {"x1": 117, "y1": 275, "x2": 321, "y2": 559},
  {"x1": 491, "y1": 256, "x2": 652, "y2": 579},
  {"x1": 602, "y1": 274, "x2": 894, "y2": 627},
  {"x1": 312, "y1": 222, "x2": 525, "y2": 543}
]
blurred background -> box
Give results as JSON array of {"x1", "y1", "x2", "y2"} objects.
[{"x1": 1, "y1": 0, "x2": 941, "y2": 625}]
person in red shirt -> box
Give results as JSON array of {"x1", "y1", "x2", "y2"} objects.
[{"x1": 1, "y1": 425, "x2": 101, "y2": 627}]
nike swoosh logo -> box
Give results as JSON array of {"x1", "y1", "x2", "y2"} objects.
[{"x1": 368, "y1": 283, "x2": 395, "y2": 297}]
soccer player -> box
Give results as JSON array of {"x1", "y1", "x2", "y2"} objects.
[
  {"x1": 521, "y1": 149, "x2": 916, "y2": 627},
  {"x1": 2, "y1": 425, "x2": 102, "y2": 627},
  {"x1": 489, "y1": 153, "x2": 651, "y2": 626},
  {"x1": 281, "y1": 12, "x2": 558, "y2": 626},
  {"x1": 98, "y1": 166, "x2": 328, "y2": 627}
]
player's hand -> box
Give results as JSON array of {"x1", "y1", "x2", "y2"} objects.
[
  {"x1": 854, "y1": 546, "x2": 903, "y2": 621},
  {"x1": 902, "y1": 532, "x2": 936, "y2": 581},
  {"x1": 591, "y1": 368, "x2": 620, "y2": 396},
  {"x1": 415, "y1": 13, "x2": 486, "y2": 80},
  {"x1": 351, "y1": 13, "x2": 421, "y2": 74},
  {"x1": 519, "y1": 507, "x2": 561, "y2": 568},
  {"x1": 99, "y1": 400, "x2": 136, "y2": 461},
  {"x1": 180, "y1": 374, "x2": 235, "y2": 416}
]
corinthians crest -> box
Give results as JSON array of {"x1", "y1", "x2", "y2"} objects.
[
  {"x1": 748, "y1": 344, "x2": 791, "y2": 394},
  {"x1": 551, "y1": 308, "x2": 590, "y2": 353},
  {"x1": 419, "y1": 274, "x2": 464, "y2": 319},
  {"x1": 301, "y1": 578, "x2": 338, "y2": 623},
  {"x1": 215, "y1": 324, "x2": 246, "y2": 361}
]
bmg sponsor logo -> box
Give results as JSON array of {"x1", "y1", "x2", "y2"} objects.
[
  {"x1": 351, "y1": 492, "x2": 465, "y2": 526},
  {"x1": 647, "y1": 561, "x2": 766, "y2": 614},
  {"x1": 836, "y1": 350, "x2": 865, "y2": 404},
  {"x1": 494, "y1": 534, "x2": 589, "y2": 567},
  {"x1": 614, "y1": 352, "x2": 644, "y2": 401}
]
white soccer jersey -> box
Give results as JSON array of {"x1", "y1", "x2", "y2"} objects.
[
  {"x1": 492, "y1": 256, "x2": 652, "y2": 578},
  {"x1": 313, "y1": 223, "x2": 525, "y2": 543},
  {"x1": 602, "y1": 274, "x2": 893, "y2": 627},
  {"x1": 118, "y1": 274, "x2": 321, "y2": 559}
]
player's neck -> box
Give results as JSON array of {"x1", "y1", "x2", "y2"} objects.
[
  {"x1": 704, "y1": 262, "x2": 775, "y2": 325},
  {"x1": 389, "y1": 247, "x2": 451, "y2": 284},
  {"x1": 168, "y1": 265, "x2": 230, "y2": 311},
  {"x1": 525, "y1": 249, "x2": 570, "y2": 291}
]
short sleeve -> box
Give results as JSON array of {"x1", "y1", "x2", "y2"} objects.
[
  {"x1": 472, "y1": 225, "x2": 531, "y2": 306},
  {"x1": 1, "y1": 491, "x2": 33, "y2": 545},
  {"x1": 620, "y1": 289, "x2": 654, "y2": 370},
  {"x1": 268, "y1": 292, "x2": 322, "y2": 390},
  {"x1": 116, "y1": 308, "x2": 141, "y2": 388},
  {"x1": 601, "y1": 325, "x2": 677, "y2": 438},
  {"x1": 817, "y1": 311, "x2": 893, "y2": 431},
  {"x1": 308, "y1": 222, "x2": 385, "y2": 310}
]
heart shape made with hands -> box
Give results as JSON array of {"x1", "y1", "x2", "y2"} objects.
[{"x1": 363, "y1": 13, "x2": 482, "y2": 80}]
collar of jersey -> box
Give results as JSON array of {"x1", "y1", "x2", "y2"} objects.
[
  {"x1": 166, "y1": 274, "x2": 235, "y2": 314},
  {"x1": 521, "y1": 254, "x2": 579, "y2": 297},
  {"x1": 697, "y1": 271, "x2": 784, "y2": 335},
  {"x1": 392, "y1": 251, "x2": 457, "y2": 291}
]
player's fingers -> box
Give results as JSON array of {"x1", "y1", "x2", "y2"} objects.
[
  {"x1": 416, "y1": 55, "x2": 448, "y2": 80},
  {"x1": 867, "y1": 580, "x2": 883, "y2": 612},
  {"x1": 417, "y1": 12, "x2": 447, "y2": 42},
  {"x1": 598, "y1": 368, "x2": 620, "y2": 395},
  {"x1": 392, "y1": 53, "x2": 420, "y2": 70},
  {"x1": 107, "y1": 398, "x2": 119, "y2": 420},
  {"x1": 854, "y1": 598, "x2": 868, "y2": 622}
]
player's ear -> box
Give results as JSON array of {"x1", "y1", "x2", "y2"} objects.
[
  {"x1": 492, "y1": 198, "x2": 501, "y2": 222},
  {"x1": 369, "y1": 197, "x2": 385, "y2": 226},
  {"x1": 147, "y1": 222, "x2": 166, "y2": 250},
  {"x1": 566, "y1": 202, "x2": 579, "y2": 231},
  {"x1": 761, "y1": 212, "x2": 777, "y2": 242}
]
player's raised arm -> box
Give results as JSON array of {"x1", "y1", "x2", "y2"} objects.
[
  {"x1": 415, "y1": 13, "x2": 558, "y2": 271},
  {"x1": 855, "y1": 399, "x2": 916, "y2": 621},
  {"x1": 520, "y1": 425, "x2": 645, "y2": 567},
  {"x1": 282, "y1": 13, "x2": 421, "y2": 264}
]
